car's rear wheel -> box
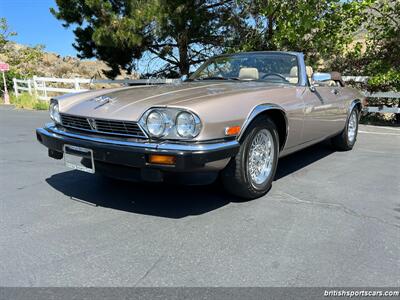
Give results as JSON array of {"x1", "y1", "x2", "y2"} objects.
[
  {"x1": 331, "y1": 107, "x2": 359, "y2": 151},
  {"x1": 221, "y1": 116, "x2": 279, "y2": 199}
]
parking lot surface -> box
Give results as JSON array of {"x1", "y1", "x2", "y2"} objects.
[{"x1": 1, "y1": 108, "x2": 399, "y2": 286}]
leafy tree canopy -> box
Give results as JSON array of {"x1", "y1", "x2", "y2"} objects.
[
  {"x1": 329, "y1": 0, "x2": 400, "y2": 91},
  {"x1": 51, "y1": 0, "x2": 233, "y2": 77},
  {"x1": 226, "y1": 0, "x2": 367, "y2": 67},
  {"x1": 46, "y1": 0, "x2": 400, "y2": 91}
]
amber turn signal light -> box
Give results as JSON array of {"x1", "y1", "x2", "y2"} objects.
[
  {"x1": 225, "y1": 126, "x2": 241, "y2": 136},
  {"x1": 148, "y1": 154, "x2": 176, "y2": 165}
]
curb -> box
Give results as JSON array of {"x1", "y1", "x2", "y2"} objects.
[{"x1": 0, "y1": 104, "x2": 16, "y2": 110}]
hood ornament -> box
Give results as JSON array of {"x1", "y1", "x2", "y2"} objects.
[{"x1": 92, "y1": 96, "x2": 116, "y2": 109}]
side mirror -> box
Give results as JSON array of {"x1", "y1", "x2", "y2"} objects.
[
  {"x1": 180, "y1": 74, "x2": 188, "y2": 82},
  {"x1": 310, "y1": 72, "x2": 332, "y2": 91},
  {"x1": 312, "y1": 72, "x2": 332, "y2": 84}
]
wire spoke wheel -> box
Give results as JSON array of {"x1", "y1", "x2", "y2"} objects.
[
  {"x1": 221, "y1": 116, "x2": 279, "y2": 199},
  {"x1": 247, "y1": 129, "x2": 275, "y2": 186},
  {"x1": 347, "y1": 110, "x2": 357, "y2": 143}
]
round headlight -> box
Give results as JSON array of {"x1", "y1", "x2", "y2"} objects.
[
  {"x1": 50, "y1": 101, "x2": 61, "y2": 123},
  {"x1": 176, "y1": 112, "x2": 196, "y2": 137},
  {"x1": 146, "y1": 110, "x2": 166, "y2": 137}
]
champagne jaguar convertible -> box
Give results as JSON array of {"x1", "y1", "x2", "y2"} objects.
[{"x1": 36, "y1": 51, "x2": 363, "y2": 199}]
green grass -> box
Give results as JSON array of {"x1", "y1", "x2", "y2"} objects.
[{"x1": 9, "y1": 93, "x2": 49, "y2": 110}]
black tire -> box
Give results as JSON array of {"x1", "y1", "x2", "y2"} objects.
[
  {"x1": 331, "y1": 108, "x2": 359, "y2": 151},
  {"x1": 221, "y1": 116, "x2": 279, "y2": 199}
]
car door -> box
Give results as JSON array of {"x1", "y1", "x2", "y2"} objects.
[{"x1": 302, "y1": 74, "x2": 347, "y2": 142}]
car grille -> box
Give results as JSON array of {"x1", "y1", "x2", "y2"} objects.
[{"x1": 60, "y1": 114, "x2": 147, "y2": 138}]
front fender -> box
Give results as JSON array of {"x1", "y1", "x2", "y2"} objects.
[{"x1": 237, "y1": 103, "x2": 288, "y2": 151}]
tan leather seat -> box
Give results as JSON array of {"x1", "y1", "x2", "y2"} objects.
[
  {"x1": 239, "y1": 68, "x2": 259, "y2": 80},
  {"x1": 306, "y1": 66, "x2": 313, "y2": 79},
  {"x1": 289, "y1": 67, "x2": 299, "y2": 84},
  {"x1": 289, "y1": 66, "x2": 313, "y2": 83},
  {"x1": 330, "y1": 71, "x2": 345, "y2": 87}
]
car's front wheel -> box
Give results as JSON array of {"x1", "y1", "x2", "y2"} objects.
[
  {"x1": 331, "y1": 107, "x2": 359, "y2": 151},
  {"x1": 221, "y1": 116, "x2": 279, "y2": 199}
]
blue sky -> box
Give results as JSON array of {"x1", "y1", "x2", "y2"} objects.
[{"x1": 1, "y1": 0, "x2": 78, "y2": 57}]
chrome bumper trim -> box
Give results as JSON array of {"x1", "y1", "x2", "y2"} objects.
[{"x1": 39, "y1": 124, "x2": 240, "y2": 152}]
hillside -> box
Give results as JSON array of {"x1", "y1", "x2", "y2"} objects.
[{"x1": 0, "y1": 42, "x2": 139, "y2": 79}]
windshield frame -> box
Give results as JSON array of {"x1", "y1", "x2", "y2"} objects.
[{"x1": 189, "y1": 51, "x2": 307, "y2": 87}]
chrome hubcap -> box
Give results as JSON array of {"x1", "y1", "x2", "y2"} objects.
[
  {"x1": 348, "y1": 111, "x2": 357, "y2": 143},
  {"x1": 248, "y1": 129, "x2": 274, "y2": 185}
]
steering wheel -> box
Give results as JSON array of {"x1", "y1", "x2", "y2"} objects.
[{"x1": 261, "y1": 73, "x2": 288, "y2": 82}]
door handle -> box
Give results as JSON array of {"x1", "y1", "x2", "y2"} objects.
[{"x1": 331, "y1": 89, "x2": 339, "y2": 95}]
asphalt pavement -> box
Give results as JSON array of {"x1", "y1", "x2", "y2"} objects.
[{"x1": 1, "y1": 108, "x2": 399, "y2": 286}]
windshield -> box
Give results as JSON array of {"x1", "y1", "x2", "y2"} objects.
[{"x1": 189, "y1": 53, "x2": 299, "y2": 85}]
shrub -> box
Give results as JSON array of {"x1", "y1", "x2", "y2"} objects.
[
  {"x1": 367, "y1": 70, "x2": 400, "y2": 93},
  {"x1": 9, "y1": 93, "x2": 49, "y2": 110}
]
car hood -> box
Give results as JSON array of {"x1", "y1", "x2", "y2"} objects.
[{"x1": 59, "y1": 81, "x2": 280, "y2": 121}]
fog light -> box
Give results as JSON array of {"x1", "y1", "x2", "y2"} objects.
[{"x1": 148, "y1": 154, "x2": 176, "y2": 165}]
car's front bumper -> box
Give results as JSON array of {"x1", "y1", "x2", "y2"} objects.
[{"x1": 36, "y1": 124, "x2": 239, "y2": 182}]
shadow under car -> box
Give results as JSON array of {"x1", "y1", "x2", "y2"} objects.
[{"x1": 46, "y1": 140, "x2": 335, "y2": 218}]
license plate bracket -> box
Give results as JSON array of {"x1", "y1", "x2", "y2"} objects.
[{"x1": 63, "y1": 144, "x2": 95, "y2": 174}]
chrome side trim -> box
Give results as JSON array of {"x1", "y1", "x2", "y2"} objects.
[
  {"x1": 39, "y1": 124, "x2": 239, "y2": 152},
  {"x1": 237, "y1": 104, "x2": 288, "y2": 149}
]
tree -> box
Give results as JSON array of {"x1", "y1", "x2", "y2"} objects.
[
  {"x1": 1, "y1": 17, "x2": 44, "y2": 78},
  {"x1": 329, "y1": 0, "x2": 399, "y2": 91},
  {"x1": 1, "y1": 18, "x2": 19, "y2": 96},
  {"x1": 0, "y1": 17, "x2": 17, "y2": 53},
  {"x1": 225, "y1": 0, "x2": 363, "y2": 67},
  {"x1": 51, "y1": 0, "x2": 233, "y2": 77},
  {"x1": 0, "y1": 18, "x2": 45, "y2": 95}
]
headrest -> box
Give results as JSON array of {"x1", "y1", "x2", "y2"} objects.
[
  {"x1": 330, "y1": 71, "x2": 345, "y2": 86},
  {"x1": 306, "y1": 66, "x2": 314, "y2": 78},
  {"x1": 290, "y1": 66, "x2": 298, "y2": 77},
  {"x1": 239, "y1": 68, "x2": 259, "y2": 80},
  {"x1": 290, "y1": 66, "x2": 313, "y2": 78}
]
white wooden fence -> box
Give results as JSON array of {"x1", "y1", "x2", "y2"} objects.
[
  {"x1": 12, "y1": 75, "x2": 400, "y2": 114},
  {"x1": 12, "y1": 76, "x2": 179, "y2": 101},
  {"x1": 342, "y1": 76, "x2": 400, "y2": 114}
]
